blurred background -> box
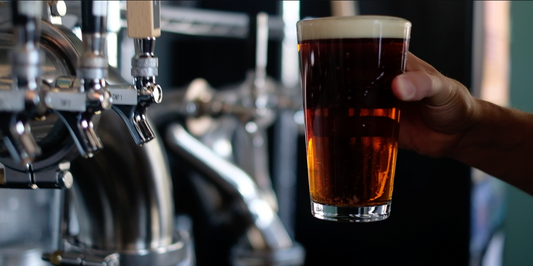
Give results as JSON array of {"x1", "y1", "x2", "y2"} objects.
[{"x1": 145, "y1": 1, "x2": 532, "y2": 265}]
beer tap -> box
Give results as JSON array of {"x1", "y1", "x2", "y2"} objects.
[
  {"x1": 53, "y1": 0, "x2": 112, "y2": 158},
  {"x1": 1, "y1": 0, "x2": 45, "y2": 165},
  {"x1": 239, "y1": 12, "x2": 279, "y2": 211},
  {"x1": 111, "y1": 0, "x2": 162, "y2": 145}
]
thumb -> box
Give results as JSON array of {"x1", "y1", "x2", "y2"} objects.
[{"x1": 392, "y1": 70, "x2": 455, "y2": 107}]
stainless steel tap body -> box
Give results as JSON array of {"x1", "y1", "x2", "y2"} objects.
[
  {"x1": 41, "y1": 24, "x2": 177, "y2": 262},
  {"x1": 69, "y1": 109, "x2": 175, "y2": 252}
]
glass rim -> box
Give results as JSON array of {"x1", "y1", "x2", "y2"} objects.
[
  {"x1": 297, "y1": 15, "x2": 411, "y2": 41},
  {"x1": 297, "y1": 15, "x2": 411, "y2": 24}
]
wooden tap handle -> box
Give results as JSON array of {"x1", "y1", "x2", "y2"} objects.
[{"x1": 127, "y1": 1, "x2": 161, "y2": 38}]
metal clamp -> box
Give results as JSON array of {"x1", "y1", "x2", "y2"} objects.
[
  {"x1": 49, "y1": 230, "x2": 190, "y2": 266},
  {"x1": 42, "y1": 251, "x2": 119, "y2": 266},
  {"x1": 0, "y1": 161, "x2": 73, "y2": 189}
]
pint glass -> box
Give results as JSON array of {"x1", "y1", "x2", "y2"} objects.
[{"x1": 297, "y1": 15, "x2": 411, "y2": 222}]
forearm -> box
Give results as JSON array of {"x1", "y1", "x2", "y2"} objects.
[{"x1": 451, "y1": 98, "x2": 533, "y2": 195}]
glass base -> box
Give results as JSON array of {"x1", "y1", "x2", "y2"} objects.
[{"x1": 311, "y1": 200, "x2": 391, "y2": 223}]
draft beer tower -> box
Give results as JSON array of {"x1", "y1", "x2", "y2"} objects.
[{"x1": 0, "y1": 1, "x2": 190, "y2": 265}]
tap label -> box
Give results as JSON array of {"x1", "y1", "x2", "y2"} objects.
[
  {"x1": 0, "y1": 91, "x2": 25, "y2": 111},
  {"x1": 45, "y1": 92, "x2": 86, "y2": 112},
  {"x1": 108, "y1": 88, "x2": 138, "y2": 105}
]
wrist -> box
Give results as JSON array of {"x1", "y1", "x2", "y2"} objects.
[{"x1": 449, "y1": 98, "x2": 533, "y2": 179}]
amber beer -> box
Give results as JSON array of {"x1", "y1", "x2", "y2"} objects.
[{"x1": 297, "y1": 16, "x2": 411, "y2": 222}]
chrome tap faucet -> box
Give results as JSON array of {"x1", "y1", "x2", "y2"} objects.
[
  {"x1": 53, "y1": 0, "x2": 112, "y2": 158},
  {"x1": 0, "y1": 2, "x2": 191, "y2": 265},
  {"x1": 111, "y1": 1, "x2": 162, "y2": 145},
  {"x1": 2, "y1": 0, "x2": 45, "y2": 165}
]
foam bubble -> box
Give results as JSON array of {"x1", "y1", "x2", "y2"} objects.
[{"x1": 297, "y1": 15, "x2": 411, "y2": 41}]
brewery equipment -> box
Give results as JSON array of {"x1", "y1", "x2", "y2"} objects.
[
  {"x1": 0, "y1": 1, "x2": 190, "y2": 265},
  {"x1": 0, "y1": 1, "x2": 303, "y2": 265},
  {"x1": 148, "y1": 8, "x2": 305, "y2": 266}
]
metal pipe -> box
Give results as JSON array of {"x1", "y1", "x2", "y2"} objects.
[
  {"x1": 165, "y1": 123, "x2": 306, "y2": 265},
  {"x1": 165, "y1": 123, "x2": 293, "y2": 250}
]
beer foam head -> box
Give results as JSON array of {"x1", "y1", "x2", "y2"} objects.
[{"x1": 297, "y1": 15, "x2": 411, "y2": 41}]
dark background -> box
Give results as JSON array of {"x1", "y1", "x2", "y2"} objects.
[{"x1": 155, "y1": 1, "x2": 475, "y2": 265}]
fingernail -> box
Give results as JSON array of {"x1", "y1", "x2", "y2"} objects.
[{"x1": 397, "y1": 76, "x2": 415, "y2": 100}]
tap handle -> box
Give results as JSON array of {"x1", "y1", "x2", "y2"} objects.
[
  {"x1": 0, "y1": 114, "x2": 41, "y2": 165},
  {"x1": 11, "y1": 0, "x2": 42, "y2": 45},
  {"x1": 79, "y1": 0, "x2": 108, "y2": 80},
  {"x1": 81, "y1": 0, "x2": 107, "y2": 35},
  {"x1": 56, "y1": 111, "x2": 102, "y2": 158},
  {"x1": 126, "y1": 1, "x2": 161, "y2": 39},
  {"x1": 253, "y1": 12, "x2": 269, "y2": 85}
]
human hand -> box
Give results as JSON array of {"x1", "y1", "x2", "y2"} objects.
[
  {"x1": 391, "y1": 53, "x2": 479, "y2": 158},
  {"x1": 392, "y1": 54, "x2": 533, "y2": 195}
]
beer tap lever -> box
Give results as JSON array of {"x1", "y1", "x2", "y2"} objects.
[
  {"x1": 111, "y1": 1, "x2": 162, "y2": 145},
  {"x1": 2, "y1": 0, "x2": 45, "y2": 165}
]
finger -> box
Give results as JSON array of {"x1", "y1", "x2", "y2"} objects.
[
  {"x1": 392, "y1": 70, "x2": 463, "y2": 107},
  {"x1": 405, "y1": 53, "x2": 435, "y2": 72},
  {"x1": 394, "y1": 53, "x2": 463, "y2": 106}
]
